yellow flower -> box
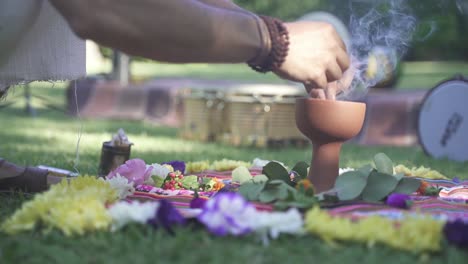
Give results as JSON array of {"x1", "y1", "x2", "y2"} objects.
[
  {"x1": 210, "y1": 159, "x2": 252, "y2": 171},
  {"x1": 394, "y1": 165, "x2": 449, "y2": 180},
  {"x1": 2, "y1": 176, "x2": 116, "y2": 235},
  {"x1": 185, "y1": 161, "x2": 210, "y2": 173},
  {"x1": 304, "y1": 207, "x2": 443, "y2": 253}
]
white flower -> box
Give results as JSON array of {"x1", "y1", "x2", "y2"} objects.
[
  {"x1": 149, "y1": 163, "x2": 171, "y2": 179},
  {"x1": 107, "y1": 201, "x2": 159, "y2": 231},
  {"x1": 339, "y1": 167, "x2": 355, "y2": 175},
  {"x1": 251, "y1": 208, "x2": 304, "y2": 243},
  {"x1": 104, "y1": 174, "x2": 135, "y2": 199},
  {"x1": 252, "y1": 158, "x2": 270, "y2": 168}
]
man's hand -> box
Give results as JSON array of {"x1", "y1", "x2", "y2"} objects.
[{"x1": 274, "y1": 21, "x2": 351, "y2": 98}]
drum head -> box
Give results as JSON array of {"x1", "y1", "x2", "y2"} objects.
[{"x1": 418, "y1": 77, "x2": 468, "y2": 162}]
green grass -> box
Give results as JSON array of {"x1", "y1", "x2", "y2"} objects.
[
  {"x1": 92, "y1": 60, "x2": 468, "y2": 89},
  {"x1": 1, "y1": 62, "x2": 468, "y2": 263}
]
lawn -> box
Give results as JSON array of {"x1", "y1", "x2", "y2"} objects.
[{"x1": 1, "y1": 61, "x2": 468, "y2": 263}]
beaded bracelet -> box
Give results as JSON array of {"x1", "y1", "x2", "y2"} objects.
[{"x1": 248, "y1": 15, "x2": 290, "y2": 73}]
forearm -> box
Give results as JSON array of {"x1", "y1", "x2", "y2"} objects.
[
  {"x1": 48, "y1": 0, "x2": 262, "y2": 63},
  {"x1": 196, "y1": 0, "x2": 245, "y2": 12}
]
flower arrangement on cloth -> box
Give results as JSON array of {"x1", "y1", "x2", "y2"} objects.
[
  {"x1": 196, "y1": 192, "x2": 304, "y2": 245},
  {"x1": 233, "y1": 160, "x2": 319, "y2": 210},
  {"x1": 331, "y1": 153, "x2": 423, "y2": 203},
  {"x1": 1, "y1": 174, "x2": 186, "y2": 236},
  {"x1": 2, "y1": 176, "x2": 120, "y2": 235},
  {"x1": 304, "y1": 206, "x2": 445, "y2": 253},
  {"x1": 107, "y1": 159, "x2": 153, "y2": 186},
  {"x1": 105, "y1": 159, "x2": 226, "y2": 194}
]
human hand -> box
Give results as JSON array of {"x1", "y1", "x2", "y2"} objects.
[
  {"x1": 273, "y1": 21, "x2": 350, "y2": 94},
  {"x1": 309, "y1": 65, "x2": 355, "y2": 100}
]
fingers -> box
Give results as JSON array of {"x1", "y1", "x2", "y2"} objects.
[
  {"x1": 325, "y1": 82, "x2": 337, "y2": 100},
  {"x1": 338, "y1": 67, "x2": 355, "y2": 92},
  {"x1": 325, "y1": 60, "x2": 343, "y2": 83},
  {"x1": 309, "y1": 88, "x2": 326, "y2": 99},
  {"x1": 336, "y1": 48, "x2": 351, "y2": 72}
]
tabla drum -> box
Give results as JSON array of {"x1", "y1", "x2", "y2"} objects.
[{"x1": 418, "y1": 76, "x2": 468, "y2": 162}]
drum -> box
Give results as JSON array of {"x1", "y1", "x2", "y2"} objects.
[{"x1": 418, "y1": 76, "x2": 468, "y2": 162}]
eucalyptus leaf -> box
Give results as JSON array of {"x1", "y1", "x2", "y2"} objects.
[
  {"x1": 232, "y1": 166, "x2": 253, "y2": 184},
  {"x1": 291, "y1": 161, "x2": 309, "y2": 179},
  {"x1": 259, "y1": 188, "x2": 279, "y2": 203},
  {"x1": 252, "y1": 174, "x2": 268, "y2": 183},
  {"x1": 373, "y1": 153, "x2": 394, "y2": 175},
  {"x1": 361, "y1": 171, "x2": 398, "y2": 202},
  {"x1": 238, "y1": 181, "x2": 265, "y2": 201},
  {"x1": 267, "y1": 180, "x2": 286, "y2": 186},
  {"x1": 393, "y1": 172, "x2": 405, "y2": 181},
  {"x1": 262, "y1": 161, "x2": 290, "y2": 183},
  {"x1": 277, "y1": 186, "x2": 289, "y2": 200},
  {"x1": 334, "y1": 171, "x2": 368, "y2": 201},
  {"x1": 357, "y1": 164, "x2": 374, "y2": 176},
  {"x1": 393, "y1": 177, "x2": 421, "y2": 194}
]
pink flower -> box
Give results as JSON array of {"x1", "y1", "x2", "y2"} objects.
[{"x1": 107, "y1": 159, "x2": 153, "y2": 186}]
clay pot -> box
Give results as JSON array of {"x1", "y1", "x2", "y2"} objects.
[{"x1": 295, "y1": 98, "x2": 366, "y2": 193}]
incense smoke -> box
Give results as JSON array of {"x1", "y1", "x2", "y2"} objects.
[{"x1": 339, "y1": 0, "x2": 417, "y2": 100}]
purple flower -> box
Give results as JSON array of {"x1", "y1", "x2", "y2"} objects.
[
  {"x1": 453, "y1": 177, "x2": 460, "y2": 184},
  {"x1": 386, "y1": 193, "x2": 412, "y2": 209},
  {"x1": 443, "y1": 220, "x2": 468, "y2": 248},
  {"x1": 107, "y1": 159, "x2": 153, "y2": 186},
  {"x1": 197, "y1": 192, "x2": 256, "y2": 236},
  {"x1": 162, "y1": 160, "x2": 185, "y2": 174},
  {"x1": 147, "y1": 199, "x2": 186, "y2": 234},
  {"x1": 189, "y1": 197, "x2": 207, "y2": 209}
]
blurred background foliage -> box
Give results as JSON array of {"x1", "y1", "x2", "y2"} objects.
[
  {"x1": 234, "y1": 0, "x2": 468, "y2": 61},
  {"x1": 100, "y1": 0, "x2": 468, "y2": 62}
]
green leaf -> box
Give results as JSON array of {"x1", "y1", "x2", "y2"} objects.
[
  {"x1": 393, "y1": 172, "x2": 405, "y2": 181},
  {"x1": 238, "y1": 181, "x2": 265, "y2": 201},
  {"x1": 151, "y1": 176, "x2": 165, "y2": 188},
  {"x1": 258, "y1": 188, "x2": 279, "y2": 203},
  {"x1": 181, "y1": 175, "x2": 199, "y2": 189},
  {"x1": 277, "y1": 185, "x2": 289, "y2": 200},
  {"x1": 252, "y1": 174, "x2": 268, "y2": 183},
  {"x1": 267, "y1": 180, "x2": 285, "y2": 186},
  {"x1": 291, "y1": 161, "x2": 309, "y2": 179},
  {"x1": 262, "y1": 161, "x2": 290, "y2": 183},
  {"x1": 361, "y1": 171, "x2": 399, "y2": 202},
  {"x1": 393, "y1": 177, "x2": 421, "y2": 194},
  {"x1": 357, "y1": 164, "x2": 374, "y2": 176},
  {"x1": 232, "y1": 166, "x2": 253, "y2": 184},
  {"x1": 334, "y1": 171, "x2": 368, "y2": 201},
  {"x1": 373, "y1": 153, "x2": 394, "y2": 175}
]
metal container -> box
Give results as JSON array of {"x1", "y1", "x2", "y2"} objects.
[{"x1": 98, "y1": 141, "x2": 131, "y2": 177}]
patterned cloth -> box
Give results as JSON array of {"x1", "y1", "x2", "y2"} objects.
[{"x1": 128, "y1": 170, "x2": 468, "y2": 221}]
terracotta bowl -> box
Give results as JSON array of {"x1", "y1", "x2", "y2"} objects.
[{"x1": 295, "y1": 98, "x2": 366, "y2": 193}]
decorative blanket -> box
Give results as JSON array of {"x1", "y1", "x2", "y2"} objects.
[{"x1": 128, "y1": 170, "x2": 468, "y2": 222}]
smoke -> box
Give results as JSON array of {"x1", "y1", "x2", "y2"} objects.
[
  {"x1": 339, "y1": 0, "x2": 418, "y2": 100},
  {"x1": 456, "y1": 0, "x2": 468, "y2": 15}
]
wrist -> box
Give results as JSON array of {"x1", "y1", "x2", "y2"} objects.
[
  {"x1": 247, "y1": 14, "x2": 272, "y2": 68},
  {"x1": 247, "y1": 16, "x2": 289, "y2": 73}
]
